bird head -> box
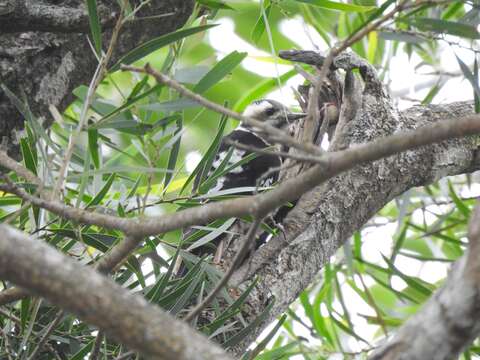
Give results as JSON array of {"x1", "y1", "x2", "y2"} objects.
[{"x1": 242, "y1": 99, "x2": 306, "y2": 129}]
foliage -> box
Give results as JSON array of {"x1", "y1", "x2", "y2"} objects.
[{"x1": 0, "y1": 0, "x2": 479, "y2": 359}]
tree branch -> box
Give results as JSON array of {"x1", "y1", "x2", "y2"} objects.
[{"x1": 0, "y1": 224, "x2": 233, "y2": 360}]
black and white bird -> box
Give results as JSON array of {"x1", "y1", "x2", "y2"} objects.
[{"x1": 179, "y1": 99, "x2": 305, "y2": 274}]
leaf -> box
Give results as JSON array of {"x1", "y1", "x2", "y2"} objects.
[
  {"x1": 222, "y1": 299, "x2": 275, "y2": 348},
  {"x1": 193, "y1": 51, "x2": 247, "y2": 94},
  {"x1": 70, "y1": 340, "x2": 94, "y2": 360},
  {"x1": 86, "y1": 0, "x2": 102, "y2": 56},
  {"x1": 164, "y1": 116, "x2": 183, "y2": 189},
  {"x1": 233, "y1": 69, "x2": 297, "y2": 112},
  {"x1": 110, "y1": 24, "x2": 217, "y2": 72},
  {"x1": 404, "y1": 18, "x2": 480, "y2": 39},
  {"x1": 421, "y1": 81, "x2": 442, "y2": 104},
  {"x1": 448, "y1": 180, "x2": 471, "y2": 217},
  {"x1": 20, "y1": 138, "x2": 37, "y2": 176},
  {"x1": 379, "y1": 30, "x2": 425, "y2": 44},
  {"x1": 475, "y1": 58, "x2": 480, "y2": 114},
  {"x1": 139, "y1": 98, "x2": 200, "y2": 112},
  {"x1": 196, "y1": 0, "x2": 234, "y2": 10},
  {"x1": 187, "y1": 218, "x2": 236, "y2": 251},
  {"x1": 293, "y1": 0, "x2": 376, "y2": 12},
  {"x1": 456, "y1": 55, "x2": 480, "y2": 101},
  {"x1": 367, "y1": 30, "x2": 378, "y2": 63},
  {"x1": 88, "y1": 127, "x2": 100, "y2": 168},
  {"x1": 243, "y1": 315, "x2": 287, "y2": 359},
  {"x1": 251, "y1": 1, "x2": 271, "y2": 44},
  {"x1": 181, "y1": 114, "x2": 227, "y2": 194},
  {"x1": 85, "y1": 173, "x2": 115, "y2": 208}
]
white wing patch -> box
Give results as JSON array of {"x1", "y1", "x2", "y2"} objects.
[{"x1": 211, "y1": 149, "x2": 246, "y2": 174}]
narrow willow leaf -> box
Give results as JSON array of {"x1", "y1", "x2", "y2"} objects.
[
  {"x1": 187, "y1": 218, "x2": 236, "y2": 251},
  {"x1": 88, "y1": 127, "x2": 100, "y2": 168},
  {"x1": 145, "y1": 247, "x2": 181, "y2": 303},
  {"x1": 222, "y1": 300, "x2": 275, "y2": 348},
  {"x1": 367, "y1": 30, "x2": 378, "y2": 63},
  {"x1": 86, "y1": 0, "x2": 102, "y2": 56},
  {"x1": 243, "y1": 315, "x2": 287, "y2": 360},
  {"x1": 405, "y1": 18, "x2": 480, "y2": 39},
  {"x1": 110, "y1": 24, "x2": 217, "y2": 72},
  {"x1": 293, "y1": 0, "x2": 376, "y2": 12},
  {"x1": 448, "y1": 180, "x2": 471, "y2": 217},
  {"x1": 193, "y1": 51, "x2": 248, "y2": 94},
  {"x1": 421, "y1": 81, "x2": 442, "y2": 104},
  {"x1": 70, "y1": 340, "x2": 94, "y2": 360},
  {"x1": 456, "y1": 55, "x2": 480, "y2": 107},
  {"x1": 251, "y1": 1, "x2": 271, "y2": 44},
  {"x1": 233, "y1": 69, "x2": 297, "y2": 112},
  {"x1": 20, "y1": 138, "x2": 37, "y2": 176},
  {"x1": 379, "y1": 30, "x2": 425, "y2": 44},
  {"x1": 381, "y1": 255, "x2": 433, "y2": 297},
  {"x1": 164, "y1": 116, "x2": 183, "y2": 188},
  {"x1": 197, "y1": 0, "x2": 234, "y2": 10},
  {"x1": 85, "y1": 173, "x2": 115, "y2": 208},
  {"x1": 474, "y1": 58, "x2": 480, "y2": 113},
  {"x1": 181, "y1": 114, "x2": 227, "y2": 194}
]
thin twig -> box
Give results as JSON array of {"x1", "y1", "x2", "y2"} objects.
[
  {"x1": 121, "y1": 64, "x2": 322, "y2": 156},
  {"x1": 89, "y1": 331, "x2": 104, "y2": 360},
  {"x1": 53, "y1": 0, "x2": 129, "y2": 197},
  {"x1": 184, "y1": 219, "x2": 262, "y2": 322},
  {"x1": 27, "y1": 311, "x2": 65, "y2": 360}
]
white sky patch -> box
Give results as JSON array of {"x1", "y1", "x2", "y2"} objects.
[
  {"x1": 208, "y1": 17, "x2": 292, "y2": 77},
  {"x1": 279, "y1": 16, "x2": 329, "y2": 50},
  {"x1": 185, "y1": 150, "x2": 202, "y2": 173}
]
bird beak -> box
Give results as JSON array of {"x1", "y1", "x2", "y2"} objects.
[{"x1": 287, "y1": 112, "x2": 307, "y2": 121}]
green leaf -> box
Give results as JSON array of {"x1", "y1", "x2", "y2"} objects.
[
  {"x1": 181, "y1": 114, "x2": 228, "y2": 194},
  {"x1": 475, "y1": 58, "x2": 480, "y2": 114},
  {"x1": 448, "y1": 180, "x2": 471, "y2": 217},
  {"x1": 456, "y1": 55, "x2": 480, "y2": 101},
  {"x1": 222, "y1": 299, "x2": 275, "y2": 348},
  {"x1": 110, "y1": 24, "x2": 217, "y2": 72},
  {"x1": 193, "y1": 51, "x2": 247, "y2": 94},
  {"x1": 243, "y1": 315, "x2": 287, "y2": 360},
  {"x1": 88, "y1": 127, "x2": 100, "y2": 168},
  {"x1": 20, "y1": 138, "x2": 37, "y2": 176},
  {"x1": 404, "y1": 18, "x2": 480, "y2": 39},
  {"x1": 379, "y1": 30, "x2": 426, "y2": 44},
  {"x1": 197, "y1": 0, "x2": 234, "y2": 10},
  {"x1": 164, "y1": 116, "x2": 183, "y2": 189},
  {"x1": 85, "y1": 173, "x2": 115, "y2": 208},
  {"x1": 233, "y1": 69, "x2": 297, "y2": 112},
  {"x1": 293, "y1": 0, "x2": 376, "y2": 12},
  {"x1": 251, "y1": 1, "x2": 271, "y2": 44},
  {"x1": 70, "y1": 340, "x2": 94, "y2": 360},
  {"x1": 86, "y1": 0, "x2": 102, "y2": 56}
]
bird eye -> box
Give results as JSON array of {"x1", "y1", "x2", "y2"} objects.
[{"x1": 265, "y1": 107, "x2": 276, "y2": 116}]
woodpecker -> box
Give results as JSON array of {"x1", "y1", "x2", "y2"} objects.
[{"x1": 179, "y1": 99, "x2": 305, "y2": 275}]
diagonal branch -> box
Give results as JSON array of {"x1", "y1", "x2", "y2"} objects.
[{"x1": 0, "y1": 224, "x2": 233, "y2": 360}]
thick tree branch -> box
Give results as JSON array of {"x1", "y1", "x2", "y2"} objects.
[
  {"x1": 370, "y1": 200, "x2": 480, "y2": 359},
  {"x1": 229, "y1": 101, "x2": 480, "y2": 355},
  {"x1": 0, "y1": 224, "x2": 233, "y2": 360},
  {"x1": 1, "y1": 113, "x2": 479, "y2": 239}
]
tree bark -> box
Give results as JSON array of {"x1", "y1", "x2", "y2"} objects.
[
  {"x1": 0, "y1": 0, "x2": 194, "y2": 159},
  {"x1": 231, "y1": 100, "x2": 479, "y2": 354}
]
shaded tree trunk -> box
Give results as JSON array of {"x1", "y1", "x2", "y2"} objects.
[{"x1": 0, "y1": 0, "x2": 194, "y2": 159}]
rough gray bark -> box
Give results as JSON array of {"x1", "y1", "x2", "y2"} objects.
[
  {"x1": 0, "y1": 0, "x2": 194, "y2": 159},
  {"x1": 229, "y1": 52, "x2": 479, "y2": 353}
]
